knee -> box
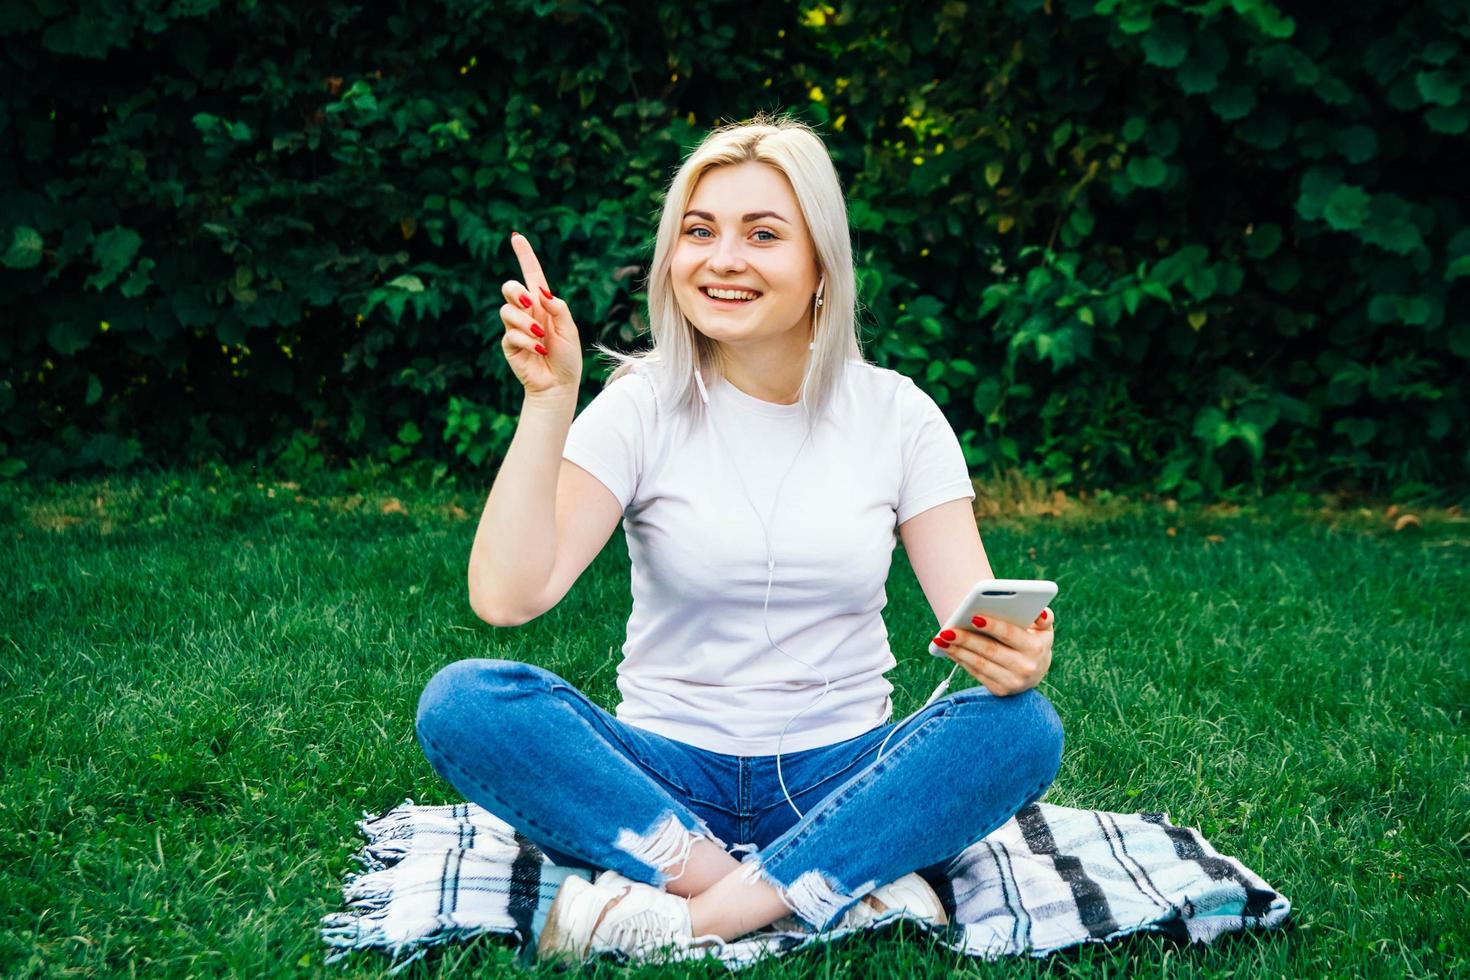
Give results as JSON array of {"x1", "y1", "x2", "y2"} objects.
[
  {"x1": 944, "y1": 687, "x2": 1064, "y2": 785},
  {"x1": 415, "y1": 658, "x2": 548, "y2": 747},
  {"x1": 1008, "y1": 688, "x2": 1065, "y2": 787}
]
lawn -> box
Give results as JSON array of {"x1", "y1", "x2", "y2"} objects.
[{"x1": 2, "y1": 465, "x2": 1466, "y2": 978}]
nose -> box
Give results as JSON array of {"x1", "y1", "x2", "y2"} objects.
[{"x1": 710, "y1": 234, "x2": 748, "y2": 273}]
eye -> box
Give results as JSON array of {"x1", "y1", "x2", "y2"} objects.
[{"x1": 683, "y1": 226, "x2": 780, "y2": 242}]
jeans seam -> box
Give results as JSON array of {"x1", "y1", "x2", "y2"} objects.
[
  {"x1": 756, "y1": 711, "x2": 948, "y2": 872},
  {"x1": 542, "y1": 679, "x2": 694, "y2": 798}
]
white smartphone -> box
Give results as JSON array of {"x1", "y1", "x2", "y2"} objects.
[{"x1": 928, "y1": 578, "x2": 1059, "y2": 658}]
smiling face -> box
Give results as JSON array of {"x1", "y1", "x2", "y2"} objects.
[{"x1": 671, "y1": 161, "x2": 821, "y2": 353}]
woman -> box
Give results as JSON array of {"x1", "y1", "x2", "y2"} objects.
[{"x1": 415, "y1": 112, "x2": 1063, "y2": 966}]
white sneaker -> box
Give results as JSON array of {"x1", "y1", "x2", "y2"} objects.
[
  {"x1": 537, "y1": 870, "x2": 727, "y2": 965},
  {"x1": 844, "y1": 871, "x2": 949, "y2": 929},
  {"x1": 761, "y1": 871, "x2": 949, "y2": 934}
]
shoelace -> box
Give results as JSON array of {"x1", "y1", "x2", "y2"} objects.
[{"x1": 598, "y1": 888, "x2": 727, "y2": 958}]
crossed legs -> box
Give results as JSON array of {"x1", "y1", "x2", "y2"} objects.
[{"x1": 415, "y1": 658, "x2": 1063, "y2": 941}]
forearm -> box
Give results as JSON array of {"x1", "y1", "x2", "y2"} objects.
[{"x1": 467, "y1": 391, "x2": 577, "y2": 624}]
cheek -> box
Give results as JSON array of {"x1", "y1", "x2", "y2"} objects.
[{"x1": 672, "y1": 257, "x2": 702, "y2": 291}]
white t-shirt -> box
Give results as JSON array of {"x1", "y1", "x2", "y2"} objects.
[{"x1": 561, "y1": 358, "x2": 975, "y2": 755}]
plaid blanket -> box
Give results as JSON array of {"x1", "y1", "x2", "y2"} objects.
[{"x1": 320, "y1": 798, "x2": 1292, "y2": 972}]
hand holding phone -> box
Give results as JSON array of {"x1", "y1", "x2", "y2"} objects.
[{"x1": 928, "y1": 578, "x2": 1058, "y2": 658}]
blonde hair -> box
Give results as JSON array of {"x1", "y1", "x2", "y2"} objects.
[{"x1": 591, "y1": 111, "x2": 868, "y2": 428}]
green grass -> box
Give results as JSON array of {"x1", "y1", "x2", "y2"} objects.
[{"x1": 2, "y1": 465, "x2": 1467, "y2": 978}]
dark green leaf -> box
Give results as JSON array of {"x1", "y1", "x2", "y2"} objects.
[
  {"x1": 1323, "y1": 184, "x2": 1372, "y2": 231},
  {"x1": 1177, "y1": 59, "x2": 1221, "y2": 95},
  {"x1": 1245, "y1": 223, "x2": 1283, "y2": 259},
  {"x1": 3, "y1": 225, "x2": 42, "y2": 269},
  {"x1": 1426, "y1": 104, "x2": 1469, "y2": 135},
  {"x1": 1333, "y1": 125, "x2": 1378, "y2": 164},
  {"x1": 1294, "y1": 166, "x2": 1343, "y2": 222},
  {"x1": 1209, "y1": 82, "x2": 1256, "y2": 121},
  {"x1": 1334, "y1": 417, "x2": 1377, "y2": 447},
  {"x1": 1142, "y1": 15, "x2": 1190, "y2": 69},
  {"x1": 46, "y1": 320, "x2": 94, "y2": 356},
  {"x1": 1415, "y1": 70, "x2": 1461, "y2": 107},
  {"x1": 1126, "y1": 156, "x2": 1167, "y2": 188},
  {"x1": 1144, "y1": 119, "x2": 1179, "y2": 156},
  {"x1": 1420, "y1": 40, "x2": 1458, "y2": 66},
  {"x1": 83, "y1": 226, "x2": 142, "y2": 292}
]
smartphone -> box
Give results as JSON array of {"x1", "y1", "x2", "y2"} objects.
[{"x1": 928, "y1": 578, "x2": 1059, "y2": 658}]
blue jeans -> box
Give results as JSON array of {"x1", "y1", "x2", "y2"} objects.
[{"x1": 415, "y1": 658, "x2": 1064, "y2": 931}]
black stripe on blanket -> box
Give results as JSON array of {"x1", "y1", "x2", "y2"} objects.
[
  {"x1": 1016, "y1": 804, "x2": 1119, "y2": 939},
  {"x1": 1092, "y1": 811, "x2": 1172, "y2": 915},
  {"x1": 508, "y1": 832, "x2": 542, "y2": 943},
  {"x1": 986, "y1": 840, "x2": 1030, "y2": 951},
  {"x1": 439, "y1": 849, "x2": 462, "y2": 918},
  {"x1": 1142, "y1": 813, "x2": 1277, "y2": 921}
]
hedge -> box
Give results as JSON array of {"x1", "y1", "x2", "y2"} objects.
[{"x1": 2, "y1": 0, "x2": 1467, "y2": 501}]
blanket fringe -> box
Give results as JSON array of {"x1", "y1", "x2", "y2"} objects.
[
  {"x1": 356, "y1": 798, "x2": 421, "y2": 846},
  {"x1": 322, "y1": 890, "x2": 521, "y2": 975}
]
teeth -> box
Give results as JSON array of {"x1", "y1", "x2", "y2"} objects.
[{"x1": 705, "y1": 287, "x2": 759, "y2": 301}]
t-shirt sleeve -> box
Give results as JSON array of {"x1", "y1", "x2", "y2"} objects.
[
  {"x1": 895, "y1": 378, "x2": 976, "y2": 526},
  {"x1": 562, "y1": 372, "x2": 655, "y2": 512}
]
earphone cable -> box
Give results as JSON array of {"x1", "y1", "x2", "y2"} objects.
[{"x1": 696, "y1": 358, "x2": 827, "y2": 820}]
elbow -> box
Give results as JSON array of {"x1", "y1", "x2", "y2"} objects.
[{"x1": 468, "y1": 583, "x2": 534, "y2": 628}]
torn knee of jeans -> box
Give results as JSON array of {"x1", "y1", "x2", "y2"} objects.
[
  {"x1": 737, "y1": 854, "x2": 874, "y2": 931},
  {"x1": 614, "y1": 810, "x2": 724, "y2": 887}
]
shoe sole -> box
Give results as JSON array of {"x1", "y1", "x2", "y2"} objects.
[{"x1": 537, "y1": 873, "x2": 594, "y2": 965}]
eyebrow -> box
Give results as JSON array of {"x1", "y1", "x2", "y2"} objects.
[{"x1": 682, "y1": 209, "x2": 790, "y2": 224}]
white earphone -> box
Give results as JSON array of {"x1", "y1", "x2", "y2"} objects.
[{"x1": 691, "y1": 275, "x2": 957, "y2": 819}]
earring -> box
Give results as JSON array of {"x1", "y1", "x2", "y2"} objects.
[{"x1": 815, "y1": 275, "x2": 825, "y2": 308}]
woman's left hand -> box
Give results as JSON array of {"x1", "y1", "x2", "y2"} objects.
[{"x1": 932, "y1": 607, "x2": 1055, "y2": 697}]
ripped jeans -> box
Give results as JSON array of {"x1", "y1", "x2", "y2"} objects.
[{"x1": 414, "y1": 658, "x2": 1064, "y2": 932}]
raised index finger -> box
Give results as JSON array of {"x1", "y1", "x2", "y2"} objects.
[{"x1": 510, "y1": 233, "x2": 551, "y2": 308}]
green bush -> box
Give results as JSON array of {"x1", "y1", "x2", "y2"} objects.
[{"x1": 2, "y1": 0, "x2": 1466, "y2": 500}]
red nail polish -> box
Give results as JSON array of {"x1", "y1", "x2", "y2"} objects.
[
  {"x1": 940, "y1": 629, "x2": 956, "y2": 641},
  {"x1": 933, "y1": 637, "x2": 950, "y2": 648},
  {"x1": 1040, "y1": 610, "x2": 1047, "y2": 620},
  {"x1": 534, "y1": 343, "x2": 548, "y2": 355},
  {"x1": 539, "y1": 286, "x2": 554, "y2": 300},
  {"x1": 972, "y1": 616, "x2": 987, "y2": 628},
  {"x1": 530, "y1": 323, "x2": 545, "y2": 338},
  {"x1": 518, "y1": 295, "x2": 532, "y2": 309}
]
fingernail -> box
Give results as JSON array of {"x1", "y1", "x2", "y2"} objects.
[
  {"x1": 539, "y1": 286, "x2": 554, "y2": 300},
  {"x1": 933, "y1": 637, "x2": 950, "y2": 648},
  {"x1": 511, "y1": 231, "x2": 521, "y2": 239},
  {"x1": 1040, "y1": 610, "x2": 1047, "y2": 620},
  {"x1": 972, "y1": 616, "x2": 987, "y2": 628},
  {"x1": 530, "y1": 323, "x2": 545, "y2": 338},
  {"x1": 940, "y1": 629, "x2": 956, "y2": 641},
  {"x1": 534, "y1": 343, "x2": 548, "y2": 355},
  {"x1": 518, "y1": 295, "x2": 532, "y2": 309}
]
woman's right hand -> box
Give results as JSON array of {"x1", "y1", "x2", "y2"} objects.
[{"x1": 500, "y1": 232, "x2": 583, "y2": 399}]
